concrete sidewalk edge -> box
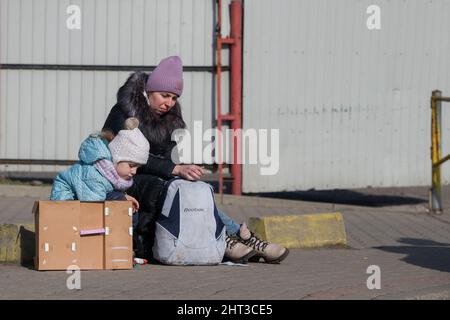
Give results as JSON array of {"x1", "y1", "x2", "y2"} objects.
[
  {"x1": 0, "y1": 223, "x2": 35, "y2": 263},
  {"x1": 248, "y1": 213, "x2": 347, "y2": 248}
]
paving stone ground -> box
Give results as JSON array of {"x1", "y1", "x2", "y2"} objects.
[{"x1": 1, "y1": 185, "x2": 449, "y2": 300}]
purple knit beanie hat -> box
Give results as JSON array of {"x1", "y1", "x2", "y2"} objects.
[{"x1": 145, "y1": 56, "x2": 184, "y2": 96}]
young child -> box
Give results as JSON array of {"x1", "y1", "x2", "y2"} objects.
[{"x1": 50, "y1": 118, "x2": 149, "y2": 212}]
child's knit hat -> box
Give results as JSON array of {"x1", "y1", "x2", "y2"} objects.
[
  {"x1": 108, "y1": 118, "x2": 150, "y2": 165},
  {"x1": 145, "y1": 56, "x2": 184, "y2": 96}
]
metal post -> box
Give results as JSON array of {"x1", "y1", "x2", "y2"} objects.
[
  {"x1": 215, "y1": 0, "x2": 243, "y2": 196},
  {"x1": 430, "y1": 90, "x2": 443, "y2": 213},
  {"x1": 229, "y1": 0, "x2": 243, "y2": 195},
  {"x1": 216, "y1": 0, "x2": 224, "y2": 197}
]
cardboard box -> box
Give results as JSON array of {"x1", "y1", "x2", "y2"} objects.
[{"x1": 33, "y1": 201, "x2": 133, "y2": 271}]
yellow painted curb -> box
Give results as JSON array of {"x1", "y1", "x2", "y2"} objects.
[
  {"x1": 248, "y1": 213, "x2": 347, "y2": 248},
  {"x1": 0, "y1": 223, "x2": 35, "y2": 263}
]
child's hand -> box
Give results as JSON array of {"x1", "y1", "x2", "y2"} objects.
[{"x1": 125, "y1": 194, "x2": 139, "y2": 212}]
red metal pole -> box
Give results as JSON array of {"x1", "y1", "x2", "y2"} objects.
[
  {"x1": 216, "y1": 0, "x2": 224, "y2": 196},
  {"x1": 230, "y1": 0, "x2": 243, "y2": 195}
]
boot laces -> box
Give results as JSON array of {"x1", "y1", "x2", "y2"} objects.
[
  {"x1": 226, "y1": 235, "x2": 239, "y2": 249},
  {"x1": 241, "y1": 232, "x2": 269, "y2": 252}
]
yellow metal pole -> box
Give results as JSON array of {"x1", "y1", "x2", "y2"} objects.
[
  {"x1": 433, "y1": 153, "x2": 450, "y2": 168},
  {"x1": 430, "y1": 90, "x2": 442, "y2": 213}
]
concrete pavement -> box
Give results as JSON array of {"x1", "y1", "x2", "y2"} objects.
[
  {"x1": 0, "y1": 247, "x2": 449, "y2": 300},
  {"x1": 0, "y1": 184, "x2": 449, "y2": 299}
]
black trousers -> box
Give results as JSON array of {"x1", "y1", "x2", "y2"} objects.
[{"x1": 125, "y1": 174, "x2": 168, "y2": 259}]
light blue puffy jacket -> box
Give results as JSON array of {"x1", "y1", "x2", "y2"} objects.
[{"x1": 50, "y1": 134, "x2": 114, "y2": 201}]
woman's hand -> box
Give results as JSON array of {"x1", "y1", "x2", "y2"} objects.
[
  {"x1": 172, "y1": 164, "x2": 204, "y2": 181},
  {"x1": 125, "y1": 194, "x2": 140, "y2": 212}
]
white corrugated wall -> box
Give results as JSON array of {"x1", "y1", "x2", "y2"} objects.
[
  {"x1": 2, "y1": 0, "x2": 450, "y2": 193},
  {"x1": 0, "y1": 0, "x2": 230, "y2": 173},
  {"x1": 243, "y1": 0, "x2": 450, "y2": 192}
]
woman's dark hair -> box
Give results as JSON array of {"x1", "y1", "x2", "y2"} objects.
[{"x1": 116, "y1": 71, "x2": 186, "y2": 153}]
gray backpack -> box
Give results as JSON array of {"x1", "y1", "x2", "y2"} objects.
[{"x1": 152, "y1": 179, "x2": 226, "y2": 265}]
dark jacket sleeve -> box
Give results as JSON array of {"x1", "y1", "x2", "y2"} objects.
[
  {"x1": 103, "y1": 105, "x2": 176, "y2": 180},
  {"x1": 138, "y1": 154, "x2": 176, "y2": 180}
]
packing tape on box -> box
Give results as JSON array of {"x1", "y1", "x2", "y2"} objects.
[
  {"x1": 71, "y1": 242, "x2": 77, "y2": 252},
  {"x1": 104, "y1": 207, "x2": 110, "y2": 216},
  {"x1": 44, "y1": 243, "x2": 49, "y2": 252},
  {"x1": 129, "y1": 227, "x2": 133, "y2": 236},
  {"x1": 128, "y1": 208, "x2": 133, "y2": 217},
  {"x1": 80, "y1": 228, "x2": 106, "y2": 236},
  {"x1": 105, "y1": 227, "x2": 110, "y2": 235}
]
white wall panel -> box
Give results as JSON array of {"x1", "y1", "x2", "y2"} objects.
[
  {"x1": 0, "y1": 0, "x2": 217, "y2": 66},
  {"x1": 243, "y1": 0, "x2": 450, "y2": 192}
]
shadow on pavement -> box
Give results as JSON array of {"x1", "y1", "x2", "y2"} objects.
[
  {"x1": 254, "y1": 189, "x2": 427, "y2": 207},
  {"x1": 375, "y1": 238, "x2": 450, "y2": 273},
  {"x1": 19, "y1": 226, "x2": 35, "y2": 270}
]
